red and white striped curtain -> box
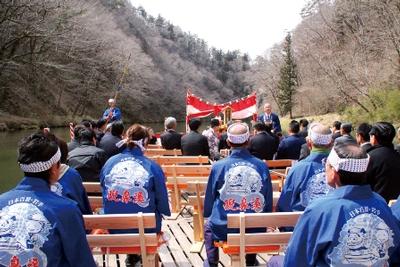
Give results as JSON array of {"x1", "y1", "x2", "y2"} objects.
[{"x1": 186, "y1": 90, "x2": 257, "y2": 128}]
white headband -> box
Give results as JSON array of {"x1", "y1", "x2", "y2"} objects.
[
  {"x1": 309, "y1": 129, "x2": 332, "y2": 145},
  {"x1": 327, "y1": 148, "x2": 369, "y2": 173},
  {"x1": 19, "y1": 148, "x2": 61, "y2": 173},
  {"x1": 227, "y1": 123, "x2": 249, "y2": 144},
  {"x1": 133, "y1": 139, "x2": 145, "y2": 152}
]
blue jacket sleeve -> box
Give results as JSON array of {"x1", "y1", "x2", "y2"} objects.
[
  {"x1": 204, "y1": 168, "x2": 217, "y2": 218},
  {"x1": 102, "y1": 108, "x2": 110, "y2": 120},
  {"x1": 263, "y1": 167, "x2": 273, "y2": 213},
  {"x1": 277, "y1": 169, "x2": 296, "y2": 212},
  {"x1": 391, "y1": 195, "x2": 400, "y2": 225},
  {"x1": 273, "y1": 114, "x2": 282, "y2": 133},
  {"x1": 276, "y1": 140, "x2": 287, "y2": 159},
  {"x1": 283, "y1": 207, "x2": 331, "y2": 267},
  {"x1": 152, "y1": 163, "x2": 171, "y2": 216},
  {"x1": 113, "y1": 108, "x2": 122, "y2": 121},
  {"x1": 58, "y1": 204, "x2": 96, "y2": 267},
  {"x1": 68, "y1": 168, "x2": 92, "y2": 215}
]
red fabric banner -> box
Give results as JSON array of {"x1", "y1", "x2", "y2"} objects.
[{"x1": 186, "y1": 91, "x2": 257, "y2": 121}]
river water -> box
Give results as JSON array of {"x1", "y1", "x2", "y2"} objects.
[{"x1": 0, "y1": 122, "x2": 181, "y2": 193}]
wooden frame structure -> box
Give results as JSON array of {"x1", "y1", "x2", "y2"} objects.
[
  {"x1": 224, "y1": 211, "x2": 302, "y2": 267},
  {"x1": 84, "y1": 213, "x2": 159, "y2": 267}
]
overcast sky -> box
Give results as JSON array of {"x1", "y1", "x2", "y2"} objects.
[{"x1": 129, "y1": 0, "x2": 307, "y2": 59}]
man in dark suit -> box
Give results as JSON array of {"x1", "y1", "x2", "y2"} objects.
[
  {"x1": 356, "y1": 122, "x2": 372, "y2": 153},
  {"x1": 98, "y1": 121, "x2": 124, "y2": 158},
  {"x1": 248, "y1": 122, "x2": 278, "y2": 160},
  {"x1": 276, "y1": 120, "x2": 306, "y2": 160},
  {"x1": 257, "y1": 103, "x2": 282, "y2": 134},
  {"x1": 160, "y1": 117, "x2": 182, "y2": 150},
  {"x1": 367, "y1": 122, "x2": 400, "y2": 202},
  {"x1": 181, "y1": 118, "x2": 210, "y2": 157},
  {"x1": 331, "y1": 121, "x2": 342, "y2": 140},
  {"x1": 334, "y1": 123, "x2": 357, "y2": 146}
]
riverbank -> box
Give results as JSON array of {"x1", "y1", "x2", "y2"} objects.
[
  {"x1": 0, "y1": 113, "x2": 90, "y2": 132},
  {"x1": 0, "y1": 112, "x2": 343, "y2": 132}
]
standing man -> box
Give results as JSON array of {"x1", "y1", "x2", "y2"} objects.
[
  {"x1": 284, "y1": 143, "x2": 400, "y2": 266},
  {"x1": 102, "y1": 98, "x2": 122, "y2": 123},
  {"x1": 160, "y1": 117, "x2": 182, "y2": 150},
  {"x1": 203, "y1": 122, "x2": 272, "y2": 266},
  {"x1": 257, "y1": 103, "x2": 282, "y2": 134}
]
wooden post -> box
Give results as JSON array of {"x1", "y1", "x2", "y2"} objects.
[
  {"x1": 196, "y1": 182, "x2": 204, "y2": 238},
  {"x1": 138, "y1": 212, "x2": 149, "y2": 267},
  {"x1": 239, "y1": 212, "x2": 245, "y2": 267}
]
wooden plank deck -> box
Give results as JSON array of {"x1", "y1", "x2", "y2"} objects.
[{"x1": 94, "y1": 209, "x2": 275, "y2": 266}]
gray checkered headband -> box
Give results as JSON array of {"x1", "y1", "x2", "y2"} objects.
[
  {"x1": 19, "y1": 148, "x2": 61, "y2": 173},
  {"x1": 227, "y1": 124, "x2": 249, "y2": 144},
  {"x1": 327, "y1": 148, "x2": 369, "y2": 173},
  {"x1": 309, "y1": 130, "x2": 332, "y2": 145}
]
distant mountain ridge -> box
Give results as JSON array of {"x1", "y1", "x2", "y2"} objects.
[{"x1": 0, "y1": 0, "x2": 251, "y2": 126}]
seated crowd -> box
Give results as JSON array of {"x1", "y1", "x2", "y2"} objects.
[{"x1": 1, "y1": 113, "x2": 400, "y2": 267}]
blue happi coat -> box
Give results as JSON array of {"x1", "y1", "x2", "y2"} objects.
[
  {"x1": 0, "y1": 177, "x2": 96, "y2": 267},
  {"x1": 51, "y1": 164, "x2": 92, "y2": 215},
  {"x1": 102, "y1": 107, "x2": 121, "y2": 122},
  {"x1": 391, "y1": 194, "x2": 400, "y2": 225},
  {"x1": 203, "y1": 148, "x2": 272, "y2": 241},
  {"x1": 277, "y1": 150, "x2": 333, "y2": 212},
  {"x1": 284, "y1": 185, "x2": 400, "y2": 267},
  {"x1": 100, "y1": 147, "x2": 170, "y2": 232}
]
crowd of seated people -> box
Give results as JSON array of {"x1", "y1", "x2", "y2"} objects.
[{"x1": 2, "y1": 112, "x2": 400, "y2": 266}]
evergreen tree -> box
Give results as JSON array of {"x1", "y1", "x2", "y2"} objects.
[{"x1": 277, "y1": 33, "x2": 299, "y2": 118}]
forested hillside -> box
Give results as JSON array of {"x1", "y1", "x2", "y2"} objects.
[
  {"x1": 0, "y1": 0, "x2": 251, "y2": 127},
  {"x1": 249, "y1": 0, "x2": 400, "y2": 120}
]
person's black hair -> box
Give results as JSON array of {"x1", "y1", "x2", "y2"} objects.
[
  {"x1": 356, "y1": 123, "x2": 372, "y2": 142},
  {"x1": 253, "y1": 122, "x2": 267, "y2": 132},
  {"x1": 80, "y1": 119, "x2": 93, "y2": 129},
  {"x1": 334, "y1": 143, "x2": 368, "y2": 185},
  {"x1": 79, "y1": 128, "x2": 96, "y2": 144},
  {"x1": 369, "y1": 122, "x2": 396, "y2": 147},
  {"x1": 288, "y1": 120, "x2": 300, "y2": 134},
  {"x1": 299, "y1": 119, "x2": 309, "y2": 128},
  {"x1": 97, "y1": 118, "x2": 107, "y2": 129},
  {"x1": 18, "y1": 132, "x2": 59, "y2": 182},
  {"x1": 73, "y1": 124, "x2": 87, "y2": 141},
  {"x1": 333, "y1": 121, "x2": 342, "y2": 131},
  {"x1": 111, "y1": 121, "x2": 124, "y2": 137},
  {"x1": 210, "y1": 118, "x2": 220, "y2": 128},
  {"x1": 43, "y1": 131, "x2": 68, "y2": 164},
  {"x1": 341, "y1": 123, "x2": 352, "y2": 134},
  {"x1": 189, "y1": 118, "x2": 201, "y2": 131}
]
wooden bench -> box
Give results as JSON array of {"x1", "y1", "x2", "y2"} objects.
[
  {"x1": 145, "y1": 149, "x2": 182, "y2": 156},
  {"x1": 88, "y1": 196, "x2": 103, "y2": 212},
  {"x1": 84, "y1": 212, "x2": 159, "y2": 267},
  {"x1": 224, "y1": 211, "x2": 302, "y2": 267},
  {"x1": 265, "y1": 159, "x2": 295, "y2": 169},
  {"x1": 162, "y1": 164, "x2": 212, "y2": 217},
  {"x1": 147, "y1": 144, "x2": 162, "y2": 149},
  {"x1": 187, "y1": 179, "x2": 281, "y2": 253},
  {"x1": 150, "y1": 155, "x2": 211, "y2": 165}
]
